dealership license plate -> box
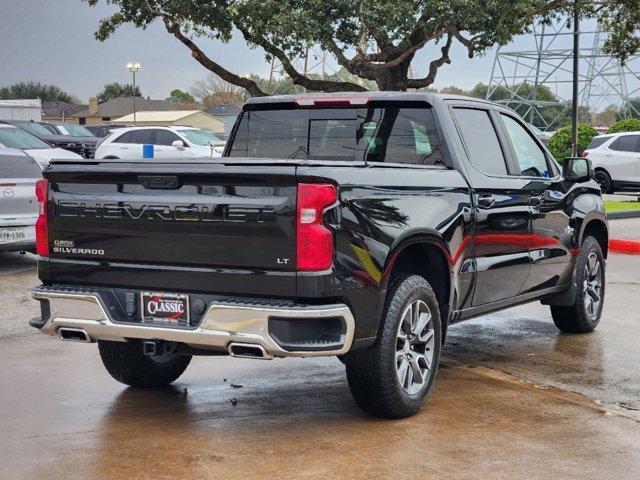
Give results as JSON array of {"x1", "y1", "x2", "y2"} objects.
[
  {"x1": 0, "y1": 227, "x2": 28, "y2": 244},
  {"x1": 141, "y1": 292, "x2": 190, "y2": 325}
]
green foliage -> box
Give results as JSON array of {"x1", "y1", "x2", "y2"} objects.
[
  {"x1": 607, "y1": 118, "x2": 640, "y2": 134},
  {"x1": 97, "y1": 83, "x2": 142, "y2": 103},
  {"x1": 0, "y1": 81, "x2": 75, "y2": 103},
  {"x1": 548, "y1": 123, "x2": 597, "y2": 161},
  {"x1": 167, "y1": 89, "x2": 195, "y2": 103},
  {"x1": 85, "y1": 1, "x2": 640, "y2": 93}
]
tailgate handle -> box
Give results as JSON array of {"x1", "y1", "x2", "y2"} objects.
[{"x1": 138, "y1": 175, "x2": 181, "y2": 190}]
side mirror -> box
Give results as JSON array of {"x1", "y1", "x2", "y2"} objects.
[
  {"x1": 171, "y1": 140, "x2": 185, "y2": 149},
  {"x1": 563, "y1": 157, "x2": 594, "y2": 182}
]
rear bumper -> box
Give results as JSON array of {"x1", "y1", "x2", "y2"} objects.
[{"x1": 31, "y1": 285, "x2": 355, "y2": 359}]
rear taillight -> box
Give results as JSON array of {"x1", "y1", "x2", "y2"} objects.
[
  {"x1": 296, "y1": 183, "x2": 337, "y2": 271},
  {"x1": 581, "y1": 150, "x2": 589, "y2": 158},
  {"x1": 35, "y1": 179, "x2": 49, "y2": 257}
]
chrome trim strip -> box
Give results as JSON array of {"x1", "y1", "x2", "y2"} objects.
[{"x1": 32, "y1": 288, "x2": 355, "y2": 358}]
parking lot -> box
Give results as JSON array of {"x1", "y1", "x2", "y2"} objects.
[{"x1": 1, "y1": 249, "x2": 639, "y2": 480}]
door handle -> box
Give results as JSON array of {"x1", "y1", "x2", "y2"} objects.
[{"x1": 477, "y1": 194, "x2": 495, "y2": 208}]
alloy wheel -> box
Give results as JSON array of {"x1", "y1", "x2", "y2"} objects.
[
  {"x1": 583, "y1": 252, "x2": 603, "y2": 320},
  {"x1": 395, "y1": 300, "x2": 435, "y2": 395}
]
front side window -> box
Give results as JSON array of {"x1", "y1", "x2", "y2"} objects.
[
  {"x1": 501, "y1": 114, "x2": 550, "y2": 177},
  {"x1": 587, "y1": 136, "x2": 610, "y2": 149},
  {"x1": 155, "y1": 129, "x2": 181, "y2": 146},
  {"x1": 453, "y1": 108, "x2": 508, "y2": 176},
  {"x1": 610, "y1": 135, "x2": 640, "y2": 153}
]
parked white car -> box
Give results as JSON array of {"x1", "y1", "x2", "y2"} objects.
[
  {"x1": 0, "y1": 148, "x2": 41, "y2": 252},
  {"x1": 94, "y1": 126, "x2": 225, "y2": 160},
  {"x1": 0, "y1": 124, "x2": 83, "y2": 167},
  {"x1": 582, "y1": 131, "x2": 640, "y2": 193}
]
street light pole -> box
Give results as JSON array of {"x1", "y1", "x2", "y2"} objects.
[
  {"x1": 126, "y1": 62, "x2": 141, "y2": 126},
  {"x1": 571, "y1": 1, "x2": 580, "y2": 157}
]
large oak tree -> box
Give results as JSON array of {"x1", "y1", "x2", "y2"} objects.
[{"x1": 87, "y1": 0, "x2": 640, "y2": 95}]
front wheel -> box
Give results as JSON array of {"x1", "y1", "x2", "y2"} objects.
[
  {"x1": 98, "y1": 339, "x2": 192, "y2": 387},
  {"x1": 551, "y1": 236, "x2": 605, "y2": 333},
  {"x1": 345, "y1": 275, "x2": 442, "y2": 418}
]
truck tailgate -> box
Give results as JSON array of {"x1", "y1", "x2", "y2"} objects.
[{"x1": 43, "y1": 161, "x2": 297, "y2": 297}]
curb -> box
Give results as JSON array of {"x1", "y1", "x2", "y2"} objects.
[
  {"x1": 607, "y1": 210, "x2": 640, "y2": 219},
  {"x1": 609, "y1": 239, "x2": 640, "y2": 255}
]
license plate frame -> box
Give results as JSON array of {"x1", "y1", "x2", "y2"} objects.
[
  {"x1": 140, "y1": 292, "x2": 190, "y2": 326},
  {"x1": 0, "y1": 226, "x2": 28, "y2": 245}
]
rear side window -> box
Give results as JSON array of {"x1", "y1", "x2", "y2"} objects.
[
  {"x1": 453, "y1": 108, "x2": 508, "y2": 176},
  {"x1": 360, "y1": 107, "x2": 441, "y2": 165},
  {"x1": 228, "y1": 104, "x2": 442, "y2": 165},
  {"x1": 0, "y1": 154, "x2": 41, "y2": 178},
  {"x1": 587, "y1": 136, "x2": 609, "y2": 149},
  {"x1": 610, "y1": 135, "x2": 640, "y2": 153}
]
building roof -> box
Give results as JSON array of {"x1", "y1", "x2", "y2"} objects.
[
  {"x1": 42, "y1": 101, "x2": 87, "y2": 119},
  {"x1": 204, "y1": 103, "x2": 242, "y2": 117},
  {"x1": 73, "y1": 97, "x2": 197, "y2": 119},
  {"x1": 113, "y1": 110, "x2": 210, "y2": 123}
]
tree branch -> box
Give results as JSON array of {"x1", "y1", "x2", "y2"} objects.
[
  {"x1": 406, "y1": 34, "x2": 453, "y2": 89},
  {"x1": 237, "y1": 26, "x2": 368, "y2": 92}
]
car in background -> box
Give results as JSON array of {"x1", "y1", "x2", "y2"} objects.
[
  {"x1": 582, "y1": 131, "x2": 640, "y2": 193},
  {"x1": 2, "y1": 120, "x2": 99, "y2": 159},
  {"x1": 95, "y1": 125, "x2": 225, "y2": 160},
  {"x1": 0, "y1": 124, "x2": 83, "y2": 167},
  {"x1": 0, "y1": 148, "x2": 41, "y2": 253},
  {"x1": 84, "y1": 124, "x2": 122, "y2": 138}
]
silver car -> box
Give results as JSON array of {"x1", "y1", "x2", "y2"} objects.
[{"x1": 0, "y1": 148, "x2": 40, "y2": 252}]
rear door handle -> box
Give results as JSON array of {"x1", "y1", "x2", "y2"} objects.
[{"x1": 477, "y1": 194, "x2": 495, "y2": 208}]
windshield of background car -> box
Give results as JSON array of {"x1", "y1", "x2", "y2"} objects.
[
  {"x1": 57, "y1": 124, "x2": 94, "y2": 137},
  {"x1": 16, "y1": 122, "x2": 52, "y2": 138},
  {"x1": 177, "y1": 129, "x2": 222, "y2": 146},
  {"x1": 228, "y1": 103, "x2": 442, "y2": 165},
  {"x1": 0, "y1": 127, "x2": 51, "y2": 149}
]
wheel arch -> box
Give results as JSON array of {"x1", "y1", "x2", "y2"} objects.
[
  {"x1": 379, "y1": 232, "x2": 454, "y2": 339},
  {"x1": 580, "y1": 216, "x2": 609, "y2": 258}
]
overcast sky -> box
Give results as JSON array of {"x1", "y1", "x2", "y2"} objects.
[{"x1": 0, "y1": 0, "x2": 588, "y2": 103}]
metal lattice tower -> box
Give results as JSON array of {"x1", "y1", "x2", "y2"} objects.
[{"x1": 487, "y1": 20, "x2": 640, "y2": 131}]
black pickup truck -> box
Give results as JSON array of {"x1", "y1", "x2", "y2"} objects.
[{"x1": 31, "y1": 92, "x2": 608, "y2": 418}]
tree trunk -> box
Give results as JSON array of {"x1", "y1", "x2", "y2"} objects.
[{"x1": 374, "y1": 58, "x2": 413, "y2": 91}]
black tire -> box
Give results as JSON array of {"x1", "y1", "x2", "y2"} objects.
[
  {"x1": 551, "y1": 236, "x2": 605, "y2": 333},
  {"x1": 594, "y1": 170, "x2": 613, "y2": 194},
  {"x1": 98, "y1": 339, "x2": 191, "y2": 387},
  {"x1": 344, "y1": 275, "x2": 442, "y2": 418}
]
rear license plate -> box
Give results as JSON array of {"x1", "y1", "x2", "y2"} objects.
[
  {"x1": 0, "y1": 227, "x2": 28, "y2": 244},
  {"x1": 141, "y1": 292, "x2": 190, "y2": 325}
]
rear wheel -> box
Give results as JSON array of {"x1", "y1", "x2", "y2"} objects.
[
  {"x1": 551, "y1": 236, "x2": 605, "y2": 333},
  {"x1": 98, "y1": 339, "x2": 191, "y2": 387},
  {"x1": 345, "y1": 275, "x2": 442, "y2": 418},
  {"x1": 594, "y1": 170, "x2": 612, "y2": 194}
]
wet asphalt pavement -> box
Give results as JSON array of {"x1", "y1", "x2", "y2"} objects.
[{"x1": 0, "y1": 251, "x2": 639, "y2": 479}]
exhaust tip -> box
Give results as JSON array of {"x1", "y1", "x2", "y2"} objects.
[
  {"x1": 58, "y1": 328, "x2": 92, "y2": 343},
  {"x1": 228, "y1": 342, "x2": 272, "y2": 360}
]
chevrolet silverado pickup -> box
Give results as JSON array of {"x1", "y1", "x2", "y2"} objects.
[{"x1": 31, "y1": 92, "x2": 608, "y2": 418}]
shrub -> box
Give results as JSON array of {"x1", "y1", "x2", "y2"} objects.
[
  {"x1": 548, "y1": 123, "x2": 598, "y2": 161},
  {"x1": 607, "y1": 118, "x2": 640, "y2": 134}
]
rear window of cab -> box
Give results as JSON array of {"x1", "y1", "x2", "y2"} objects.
[{"x1": 228, "y1": 103, "x2": 443, "y2": 166}]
